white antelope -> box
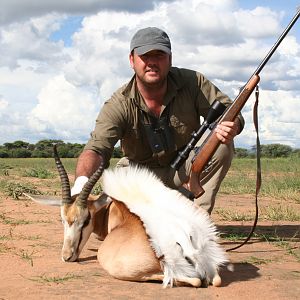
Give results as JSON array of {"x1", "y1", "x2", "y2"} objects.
[{"x1": 25, "y1": 146, "x2": 228, "y2": 288}]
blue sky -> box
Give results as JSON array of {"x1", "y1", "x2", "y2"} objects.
[
  {"x1": 50, "y1": 16, "x2": 84, "y2": 47},
  {"x1": 0, "y1": 0, "x2": 300, "y2": 148}
]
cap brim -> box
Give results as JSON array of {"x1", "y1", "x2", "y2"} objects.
[{"x1": 135, "y1": 44, "x2": 171, "y2": 55}]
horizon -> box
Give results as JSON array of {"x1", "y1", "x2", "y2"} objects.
[{"x1": 1, "y1": 0, "x2": 300, "y2": 148}]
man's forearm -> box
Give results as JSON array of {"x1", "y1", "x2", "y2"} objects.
[{"x1": 75, "y1": 149, "x2": 103, "y2": 178}]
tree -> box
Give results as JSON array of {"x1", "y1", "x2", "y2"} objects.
[
  {"x1": 0, "y1": 149, "x2": 9, "y2": 158},
  {"x1": 292, "y1": 148, "x2": 300, "y2": 158},
  {"x1": 55, "y1": 143, "x2": 84, "y2": 158},
  {"x1": 4, "y1": 140, "x2": 30, "y2": 150},
  {"x1": 260, "y1": 144, "x2": 293, "y2": 158},
  {"x1": 34, "y1": 139, "x2": 64, "y2": 151},
  {"x1": 234, "y1": 148, "x2": 249, "y2": 158},
  {"x1": 10, "y1": 148, "x2": 32, "y2": 158},
  {"x1": 32, "y1": 140, "x2": 65, "y2": 157}
]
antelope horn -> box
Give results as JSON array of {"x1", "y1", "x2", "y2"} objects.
[
  {"x1": 76, "y1": 161, "x2": 105, "y2": 208},
  {"x1": 53, "y1": 144, "x2": 72, "y2": 205}
]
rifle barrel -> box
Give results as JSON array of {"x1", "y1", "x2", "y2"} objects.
[
  {"x1": 255, "y1": 9, "x2": 300, "y2": 75},
  {"x1": 190, "y1": 9, "x2": 300, "y2": 175}
]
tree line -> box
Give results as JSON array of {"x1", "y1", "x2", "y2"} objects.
[
  {"x1": 0, "y1": 140, "x2": 123, "y2": 158},
  {"x1": 0, "y1": 140, "x2": 299, "y2": 159},
  {"x1": 235, "y1": 144, "x2": 300, "y2": 158}
]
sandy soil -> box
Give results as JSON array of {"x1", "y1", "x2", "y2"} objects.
[{"x1": 0, "y1": 192, "x2": 299, "y2": 300}]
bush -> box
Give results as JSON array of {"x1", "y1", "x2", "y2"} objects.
[
  {"x1": 9, "y1": 149, "x2": 32, "y2": 158},
  {"x1": 23, "y1": 168, "x2": 54, "y2": 179},
  {"x1": 4, "y1": 182, "x2": 42, "y2": 200},
  {"x1": 235, "y1": 148, "x2": 249, "y2": 158},
  {"x1": 261, "y1": 144, "x2": 293, "y2": 158},
  {"x1": 0, "y1": 150, "x2": 9, "y2": 158}
]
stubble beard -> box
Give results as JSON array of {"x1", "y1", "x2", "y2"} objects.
[{"x1": 136, "y1": 70, "x2": 168, "y2": 90}]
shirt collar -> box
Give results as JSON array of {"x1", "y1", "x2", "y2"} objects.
[{"x1": 122, "y1": 67, "x2": 183, "y2": 107}]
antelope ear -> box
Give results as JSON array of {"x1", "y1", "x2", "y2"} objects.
[
  {"x1": 87, "y1": 193, "x2": 111, "y2": 212},
  {"x1": 23, "y1": 193, "x2": 61, "y2": 207}
]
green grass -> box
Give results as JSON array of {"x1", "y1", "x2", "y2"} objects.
[
  {"x1": 0, "y1": 162, "x2": 13, "y2": 169},
  {"x1": 28, "y1": 273, "x2": 83, "y2": 284},
  {"x1": 3, "y1": 181, "x2": 42, "y2": 199},
  {"x1": 0, "y1": 243, "x2": 13, "y2": 254},
  {"x1": 260, "y1": 232, "x2": 300, "y2": 262},
  {"x1": 0, "y1": 234, "x2": 9, "y2": 241},
  {"x1": 220, "y1": 229, "x2": 300, "y2": 261},
  {"x1": 216, "y1": 205, "x2": 300, "y2": 222},
  {"x1": 219, "y1": 232, "x2": 249, "y2": 241},
  {"x1": 0, "y1": 158, "x2": 73, "y2": 174},
  {"x1": 0, "y1": 157, "x2": 119, "y2": 176},
  {"x1": 0, "y1": 157, "x2": 299, "y2": 202},
  {"x1": 23, "y1": 168, "x2": 55, "y2": 179},
  {"x1": 241, "y1": 256, "x2": 274, "y2": 265},
  {"x1": 262, "y1": 205, "x2": 300, "y2": 221},
  {"x1": 220, "y1": 157, "x2": 300, "y2": 202},
  {"x1": 16, "y1": 249, "x2": 37, "y2": 266},
  {"x1": 0, "y1": 213, "x2": 33, "y2": 225},
  {"x1": 215, "y1": 209, "x2": 254, "y2": 221}
]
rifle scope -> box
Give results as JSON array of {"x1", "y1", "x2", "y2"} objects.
[{"x1": 171, "y1": 99, "x2": 226, "y2": 170}]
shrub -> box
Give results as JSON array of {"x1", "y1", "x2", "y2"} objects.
[
  {"x1": 23, "y1": 168, "x2": 54, "y2": 179},
  {"x1": 4, "y1": 182, "x2": 42, "y2": 200}
]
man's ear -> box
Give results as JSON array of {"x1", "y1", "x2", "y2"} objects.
[{"x1": 129, "y1": 52, "x2": 134, "y2": 69}]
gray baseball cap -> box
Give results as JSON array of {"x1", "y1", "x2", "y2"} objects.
[{"x1": 130, "y1": 27, "x2": 171, "y2": 55}]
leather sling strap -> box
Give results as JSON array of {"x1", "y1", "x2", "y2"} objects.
[{"x1": 226, "y1": 85, "x2": 261, "y2": 252}]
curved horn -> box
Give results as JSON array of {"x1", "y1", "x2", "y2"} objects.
[
  {"x1": 53, "y1": 144, "x2": 72, "y2": 205},
  {"x1": 76, "y1": 161, "x2": 105, "y2": 208}
]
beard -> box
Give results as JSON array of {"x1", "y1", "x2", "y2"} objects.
[{"x1": 135, "y1": 68, "x2": 169, "y2": 89}]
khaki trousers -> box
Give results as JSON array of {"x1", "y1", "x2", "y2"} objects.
[{"x1": 116, "y1": 134, "x2": 234, "y2": 214}]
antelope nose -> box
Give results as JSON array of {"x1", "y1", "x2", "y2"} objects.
[
  {"x1": 62, "y1": 249, "x2": 74, "y2": 262},
  {"x1": 62, "y1": 254, "x2": 72, "y2": 262}
]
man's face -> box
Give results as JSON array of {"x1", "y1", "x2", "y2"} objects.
[{"x1": 129, "y1": 50, "x2": 171, "y2": 87}]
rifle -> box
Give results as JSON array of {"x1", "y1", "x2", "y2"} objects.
[{"x1": 187, "y1": 9, "x2": 300, "y2": 196}]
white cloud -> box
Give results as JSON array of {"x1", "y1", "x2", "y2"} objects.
[
  {"x1": 0, "y1": 97, "x2": 8, "y2": 111},
  {"x1": 0, "y1": 0, "x2": 299, "y2": 148},
  {"x1": 0, "y1": 0, "x2": 175, "y2": 25},
  {"x1": 28, "y1": 75, "x2": 98, "y2": 141},
  {"x1": 0, "y1": 14, "x2": 70, "y2": 69},
  {"x1": 236, "y1": 89, "x2": 300, "y2": 147},
  {"x1": 234, "y1": 6, "x2": 282, "y2": 38}
]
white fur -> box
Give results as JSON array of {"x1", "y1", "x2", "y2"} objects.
[{"x1": 102, "y1": 166, "x2": 228, "y2": 287}]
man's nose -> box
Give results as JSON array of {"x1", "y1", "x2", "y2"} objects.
[{"x1": 146, "y1": 55, "x2": 159, "y2": 64}]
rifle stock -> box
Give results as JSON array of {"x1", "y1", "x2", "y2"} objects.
[{"x1": 191, "y1": 74, "x2": 260, "y2": 174}]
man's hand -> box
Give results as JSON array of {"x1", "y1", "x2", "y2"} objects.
[
  {"x1": 215, "y1": 118, "x2": 240, "y2": 144},
  {"x1": 71, "y1": 176, "x2": 89, "y2": 196},
  {"x1": 71, "y1": 150, "x2": 104, "y2": 196}
]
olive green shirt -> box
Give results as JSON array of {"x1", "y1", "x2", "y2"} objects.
[{"x1": 85, "y1": 67, "x2": 244, "y2": 168}]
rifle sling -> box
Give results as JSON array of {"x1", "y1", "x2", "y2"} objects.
[{"x1": 226, "y1": 85, "x2": 261, "y2": 252}]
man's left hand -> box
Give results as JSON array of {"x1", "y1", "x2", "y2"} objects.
[{"x1": 215, "y1": 119, "x2": 240, "y2": 144}]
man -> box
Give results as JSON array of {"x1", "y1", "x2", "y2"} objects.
[{"x1": 72, "y1": 27, "x2": 243, "y2": 214}]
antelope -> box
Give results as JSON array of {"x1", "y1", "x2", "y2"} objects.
[{"x1": 25, "y1": 145, "x2": 228, "y2": 288}]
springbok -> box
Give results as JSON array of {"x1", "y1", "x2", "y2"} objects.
[{"x1": 25, "y1": 146, "x2": 228, "y2": 288}]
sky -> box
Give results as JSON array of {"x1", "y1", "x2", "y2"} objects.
[{"x1": 0, "y1": 0, "x2": 300, "y2": 149}]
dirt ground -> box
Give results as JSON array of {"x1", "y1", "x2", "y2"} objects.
[{"x1": 0, "y1": 192, "x2": 299, "y2": 300}]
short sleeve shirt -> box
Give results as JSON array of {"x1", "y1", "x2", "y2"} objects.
[{"x1": 85, "y1": 67, "x2": 244, "y2": 168}]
